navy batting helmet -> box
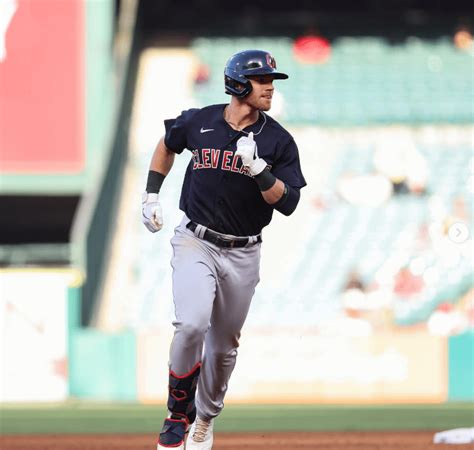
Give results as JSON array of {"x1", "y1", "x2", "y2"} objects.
[{"x1": 224, "y1": 49, "x2": 288, "y2": 97}]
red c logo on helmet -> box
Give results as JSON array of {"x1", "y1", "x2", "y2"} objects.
[{"x1": 266, "y1": 53, "x2": 276, "y2": 69}]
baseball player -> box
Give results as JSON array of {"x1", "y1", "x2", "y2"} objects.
[{"x1": 142, "y1": 49, "x2": 306, "y2": 450}]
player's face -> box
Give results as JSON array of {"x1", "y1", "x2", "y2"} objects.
[{"x1": 245, "y1": 75, "x2": 275, "y2": 111}]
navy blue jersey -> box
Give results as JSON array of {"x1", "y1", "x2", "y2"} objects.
[{"x1": 164, "y1": 104, "x2": 306, "y2": 236}]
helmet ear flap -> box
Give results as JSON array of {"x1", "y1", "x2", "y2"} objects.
[{"x1": 224, "y1": 75, "x2": 252, "y2": 97}]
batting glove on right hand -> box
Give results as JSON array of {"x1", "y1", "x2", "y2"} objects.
[
  {"x1": 141, "y1": 192, "x2": 163, "y2": 233},
  {"x1": 235, "y1": 132, "x2": 267, "y2": 176}
]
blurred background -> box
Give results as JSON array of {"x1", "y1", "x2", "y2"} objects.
[{"x1": 0, "y1": 0, "x2": 473, "y2": 421}]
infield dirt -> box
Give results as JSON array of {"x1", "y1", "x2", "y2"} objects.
[{"x1": 2, "y1": 431, "x2": 472, "y2": 449}]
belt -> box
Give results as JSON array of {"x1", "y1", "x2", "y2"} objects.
[{"x1": 186, "y1": 221, "x2": 262, "y2": 248}]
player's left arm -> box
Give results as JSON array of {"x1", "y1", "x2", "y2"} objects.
[
  {"x1": 257, "y1": 174, "x2": 300, "y2": 216},
  {"x1": 236, "y1": 132, "x2": 304, "y2": 216}
]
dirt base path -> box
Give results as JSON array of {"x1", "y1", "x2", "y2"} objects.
[{"x1": 2, "y1": 431, "x2": 472, "y2": 450}]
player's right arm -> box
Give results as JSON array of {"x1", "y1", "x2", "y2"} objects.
[
  {"x1": 142, "y1": 136, "x2": 175, "y2": 233},
  {"x1": 149, "y1": 136, "x2": 176, "y2": 175},
  {"x1": 142, "y1": 108, "x2": 198, "y2": 232}
]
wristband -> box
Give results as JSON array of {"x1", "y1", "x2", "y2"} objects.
[
  {"x1": 146, "y1": 170, "x2": 166, "y2": 193},
  {"x1": 254, "y1": 168, "x2": 277, "y2": 191}
]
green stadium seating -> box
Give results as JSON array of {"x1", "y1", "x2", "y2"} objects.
[{"x1": 191, "y1": 37, "x2": 473, "y2": 124}]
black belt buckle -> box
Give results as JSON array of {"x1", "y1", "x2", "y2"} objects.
[
  {"x1": 187, "y1": 221, "x2": 255, "y2": 248},
  {"x1": 214, "y1": 233, "x2": 237, "y2": 248},
  {"x1": 226, "y1": 237, "x2": 236, "y2": 249}
]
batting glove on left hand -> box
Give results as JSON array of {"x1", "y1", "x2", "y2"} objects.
[
  {"x1": 142, "y1": 192, "x2": 163, "y2": 233},
  {"x1": 235, "y1": 132, "x2": 267, "y2": 176}
]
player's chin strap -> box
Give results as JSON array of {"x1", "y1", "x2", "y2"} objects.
[{"x1": 168, "y1": 362, "x2": 201, "y2": 424}]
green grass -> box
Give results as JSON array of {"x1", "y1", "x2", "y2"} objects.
[{"x1": 1, "y1": 403, "x2": 473, "y2": 434}]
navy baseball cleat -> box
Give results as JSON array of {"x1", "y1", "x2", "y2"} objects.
[{"x1": 157, "y1": 417, "x2": 188, "y2": 449}]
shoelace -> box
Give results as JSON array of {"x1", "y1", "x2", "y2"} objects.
[{"x1": 192, "y1": 418, "x2": 210, "y2": 442}]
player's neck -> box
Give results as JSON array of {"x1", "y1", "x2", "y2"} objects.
[{"x1": 224, "y1": 101, "x2": 259, "y2": 131}]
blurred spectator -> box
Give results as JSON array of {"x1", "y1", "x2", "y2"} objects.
[
  {"x1": 314, "y1": 171, "x2": 393, "y2": 208},
  {"x1": 344, "y1": 271, "x2": 366, "y2": 291},
  {"x1": 455, "y1": 289, "x2": 474, "y2": 331},
  {"x1": 293, "y1": 34, "x2": 331, "y2": 64},
  {"x1": 393, "y1": 266, "x2": 425, "y2": 298},
  {"x1": 341, "y1": 271, "x2": 367, "y2": 311},
  {"x1": 341, "y1": 271, "x2": 393, "y2": 331},
  {"x1": 337, "y1": 172, "x2": 393, "y2": 206},
  {"x1": 310, "y1": 189, "x2": 339, "y2": 211},
  {"x1": 427, "y1": 302, "x2": 469, "y2": 336},
  {"x1": 464, "y1": 290, "x2": 474, "y2": 329},
  {"x1": 193, "y1": 62, "x2": 210, "y2": 86},
  {"x1": 373, "y1": 132, "x2": 429, "y2": 196},
  {"x1": 453, "y1": 25, "x2": 473, "y2": 51},
  {"x1": 334, "y1": 132, "x2": 430, "y2": 207}
]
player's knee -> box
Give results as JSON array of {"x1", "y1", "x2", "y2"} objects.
[
  {"x1": 176, "y1": 320, "x2": 209, "y2": 344},
  {"x1": 211, "y1": 347, "x2": 239, "y2": 364}
]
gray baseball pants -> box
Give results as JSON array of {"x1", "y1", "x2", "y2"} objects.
[{"x1": 168, "y1": 215, "x2": 261, "y2": 421}]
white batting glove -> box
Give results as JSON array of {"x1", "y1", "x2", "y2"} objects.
[
  {"x1": 235, "y1": 132, "x2": 267, "y2": 176},
  {"x1": 141, "y1": 192, "x2": 163, "y2": 233}
]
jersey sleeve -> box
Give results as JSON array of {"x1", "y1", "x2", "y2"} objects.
[
  {"x1": 163, "y1": 108, "x2": 200, "y2": 154},
  {"x1": 271, "y1": 138, "x2": 307, "y2": 189}
]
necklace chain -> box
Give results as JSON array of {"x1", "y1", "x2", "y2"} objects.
[{"x1": 224, "y1": 109, "x2": 267, "y2": 136}]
